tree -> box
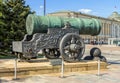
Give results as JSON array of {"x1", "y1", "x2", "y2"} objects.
[{"x1": 0, "y1": 0, "x2": 35, "y2": 52}]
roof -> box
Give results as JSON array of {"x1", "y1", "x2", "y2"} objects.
[{"x1": 48, "y1": 10, "x2": 118, "y2": 22}]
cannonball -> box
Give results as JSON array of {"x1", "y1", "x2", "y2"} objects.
[
  {"x1": 84, "y1": 56, "x2": 93, "y2": 60},
  {"x1": 100, "y1": 56, "x2": 107, "y2": 62},
  {"x1": 90, "y1": 47, "x2": 101, "y2": 57}
]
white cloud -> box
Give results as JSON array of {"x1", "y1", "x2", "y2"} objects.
[
  {"x1": 40, "y1": 5, "x2": 44, "y2": 9},
  {"x1": 78, "y1": 9, "x2": 92, "y2": 14}
]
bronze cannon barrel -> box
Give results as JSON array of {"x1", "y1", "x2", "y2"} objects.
[{"x1": 26, "y1": 14, "x2": 101, "y2": 35}]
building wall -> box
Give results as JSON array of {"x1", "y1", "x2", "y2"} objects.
[{"x1": 47, "y1": 11, "x2": 120, "y2": 45}]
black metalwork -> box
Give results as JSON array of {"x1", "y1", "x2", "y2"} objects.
[
  {"x1": 13, "y1": 28, "x2": 84, "y2": 62},
  {"x1": 59, "y1": 33, "x2": 85, "y2": 62}
]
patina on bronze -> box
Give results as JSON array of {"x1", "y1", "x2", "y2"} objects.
[{"x1": 12, "y1": 14, "x2": 101, "y2": 62}]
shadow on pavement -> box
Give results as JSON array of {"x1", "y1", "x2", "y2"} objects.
[
  {"x1": 0, "y1": 79, "x2": 9, "y2": 83},
  {"x1": 108, "y1": 60, "x2": 120, "y2": 64}
]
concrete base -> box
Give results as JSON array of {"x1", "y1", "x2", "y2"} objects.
[{"x1": 0, "y1": 59, "x2": 107, "y2": 77}]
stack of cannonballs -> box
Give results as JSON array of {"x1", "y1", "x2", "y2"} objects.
[{"x1": 84, "y1": 47, "x2": 107, "y2": 62}]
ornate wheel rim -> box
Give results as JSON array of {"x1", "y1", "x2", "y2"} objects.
[
  {"x1": 60, "y1": 33, "x2": 85, "y2": 62},
  {"x1": 42, "y1": 48, "x2": 60, "y2": 59}
]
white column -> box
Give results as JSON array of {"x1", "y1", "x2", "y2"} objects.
[
  {"x1": 117, "y1": 26, "x2": 119, "y2": 38},
  {"x1": 103, "y1": 23, "x2": 105, "y2": 37},
  {"x1": 119, "y1": 26, "x2": 120, "y2": 38},
  {"x1": 110, "y1": 24, "x2": 112, "y2": 37},
  {"x1": 113, "y1": 24, "x2": 115, "y2": 37},
  {"x1": 100, "y1": 23, "x2": 103, "y2": 36},
  {"x1": 109, "y1": 24, "x2": 111, "y2": 37},
  {"x1": 111, "y1": 24, "x2": 113, "y2": 37}
]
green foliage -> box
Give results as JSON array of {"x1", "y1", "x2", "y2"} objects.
[
  {"x1": 0, "y1": 0, "x2": 2, "y2": 3},
  {"x1": 0, "y1": 0, "x2": 35, "y2": 52},
  {"x1": 0, "y1": 54, "x2": 16, "y2": 59}
]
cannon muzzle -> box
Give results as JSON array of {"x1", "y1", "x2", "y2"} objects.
[{"x1": 26, "y1": 14, "x2": 101, "y2": 35}]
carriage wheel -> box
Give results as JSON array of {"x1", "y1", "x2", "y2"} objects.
[
  {"x1": 42, "y1": 48, "x2": 60, "y2": 59},
  {"x1": 59, "y1": 33, "x2": 85, "y2": 62}
]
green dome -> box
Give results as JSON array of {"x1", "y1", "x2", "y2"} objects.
[{"x1": 108, "y1": 11, "x2": 120, "y2": 21}]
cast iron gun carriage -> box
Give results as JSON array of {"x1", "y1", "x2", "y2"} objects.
[{"x1": 13, "y1": 14, "x2": 101, "y2": 62}]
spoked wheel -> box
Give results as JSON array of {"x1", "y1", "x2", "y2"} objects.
[
  {"x1": 42, "y1": 48, "x2": 60, "y2": 59},
  {"x1": 18, "y1": 53, "x2": 24, "y2": 60},
  {"x1": 59, "y1": 33, "x2": 85, "y2": 62},
  {"x1": 17, "y1": 53, "x2": 30, "y2": 62}
]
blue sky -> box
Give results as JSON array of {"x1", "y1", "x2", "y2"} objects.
[{"x1": 25, "y1": 0, "x2": 120, "y2": 18}]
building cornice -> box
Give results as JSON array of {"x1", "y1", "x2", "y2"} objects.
[{"x1": 48, "y1": 10, "x2": 120, "y2": 23}]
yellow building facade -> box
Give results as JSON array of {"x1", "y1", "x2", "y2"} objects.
[{"x1": 47, "y1": 11, "x2": 120, "y2": 45}]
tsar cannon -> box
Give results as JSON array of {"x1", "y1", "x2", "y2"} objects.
[{"x1": 12, "y1": 14, "x2": 101, "y2": 62}]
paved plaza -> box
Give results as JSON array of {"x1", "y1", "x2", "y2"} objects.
[{"x1": 0, "y1": 45, "x2": 120, "y2": 83}]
